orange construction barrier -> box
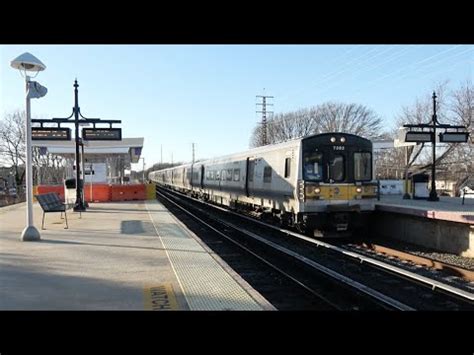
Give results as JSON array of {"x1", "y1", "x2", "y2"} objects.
[
  {"x1": 110, "y1": 184, "x2": 146, "y2": 201},
  {"x1": 84, "y1": 184, "x2": 111, "y2": 203},
  {"x1": 36, "y1": 185, "x2": 64, "y2": 200},
  {"x1": 35, "y1": 183, "x2": 149, "y2": 203}
]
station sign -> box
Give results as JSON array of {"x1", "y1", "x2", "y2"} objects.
[
  {"x1": 32, "y1": 127, "x2": 71, "y2": 141},
  {"x1": 405, "y1": 131, "x2": 433, "y2": 143},
  {"x1": 439, "y1": 132, "x2": 469, "y2": 143},
  {"x1": 82, "y1": 128, "x2": 122, "y2": 141}
]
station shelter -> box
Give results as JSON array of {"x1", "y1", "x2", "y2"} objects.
[{"x1": 31, "y1": 138, "x2": 155, "y2": 202}]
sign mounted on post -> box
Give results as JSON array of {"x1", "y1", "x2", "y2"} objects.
[
  {"x1": 32, "y1": 127, "x2": 71, "y2": 141},
  {"x1": 405, "y1": 131, "x2": 433, "y2": 143},
  {"x1": 82, "y1": 128, "x2": 122, "y2": 141},
  {"x1": 439, "y1": 132, "x2": 469, "y2": 143}
]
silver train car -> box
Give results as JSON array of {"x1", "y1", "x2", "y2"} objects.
[{"x1": 149, "y1": 133, "x2": 377, "y2": 236}]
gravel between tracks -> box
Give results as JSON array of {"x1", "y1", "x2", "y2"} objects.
[{"x1": 371, "y1": 238, "x2": 474, "y2": 271}]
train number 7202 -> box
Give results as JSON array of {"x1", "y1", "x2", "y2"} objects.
[{"x1": 333, "y1": 146, "x2": 345, "y2": 150}]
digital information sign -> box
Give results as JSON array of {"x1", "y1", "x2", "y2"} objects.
[
  {"x1": 439, "y1": 132, "x2": 469, "y2": 143},
  {"x1": 82, "y1": 128, "x2": 122, "y2": 141},
  {"x1": 32, "y1": 127, "x2": 71, "y2": 141},
  {"x1": 405, "y1": 131, "x2": 433, "y2": 143}
]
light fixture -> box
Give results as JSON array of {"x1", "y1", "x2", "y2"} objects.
[
  {"x1": 330, "y1": 137, "x2": 336, "y2": 143},
  {"x1": 314, "y1": 187, "x2": 321, "y2": 194},
  {"x1": 10, "y1": 52, "x2": 47, "y2": 242},
  {"x1": 340, "y1": 137, "x2": 346, "y2": 143},
  {"x1": 356, "y1": 187, "x2": 362, "y2": 193}
]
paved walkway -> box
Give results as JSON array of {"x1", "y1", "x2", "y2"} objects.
[{"x1": 0, "y1": 201, "x2": 273, "y2": 310}]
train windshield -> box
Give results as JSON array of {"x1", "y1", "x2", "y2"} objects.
[
  {"x1": 303, "y1": 152, "x2": 323, "y2": 181},
  {"x1": 329, "y1": 155, "x2": 345, "y2": 182},
  {"x1": 354, "y1": 152, "x2": 371, "y2": 180}
]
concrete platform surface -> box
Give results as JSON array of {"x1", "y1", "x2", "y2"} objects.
[
  {"x1": 0, "y1": 200, "x2": 273, "y2": 310},
  {"x1": 376, "y1": 195, "x2": 474, "y2": 224}
]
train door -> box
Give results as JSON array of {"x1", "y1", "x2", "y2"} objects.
[
  {"x1": 246, "y1": 158, "x2": 256, "y2": 197},
  {"x1": 201, "y1": 165, "x2": 205, "y2": 189}
]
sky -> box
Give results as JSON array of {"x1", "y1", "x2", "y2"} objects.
[{"x1": 1, "y1": 45, "x2": 472, "y2": 171}]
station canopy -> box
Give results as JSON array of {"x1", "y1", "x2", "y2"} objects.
[{"x1": 31, "y1": 138, "x2": 144, "y2": 164}]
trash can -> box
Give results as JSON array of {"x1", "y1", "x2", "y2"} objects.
[
  {"x1": 64, "y1": 178, "x2": 82, "y2": 205},
  {"x1": 412, "y1": 173, "x2": 429, "y2": 200}
]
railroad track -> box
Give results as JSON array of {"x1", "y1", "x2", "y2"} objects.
[
  {"x1": 156, "y1": 186, "x2": 474, "y2": 310},
  {"x1": 348, "y1": 242, "x2": 474, "y2": 282}
]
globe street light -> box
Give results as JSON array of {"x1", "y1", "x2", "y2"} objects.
[{"x1": 10, "y1": 52, "x2": 47, "y2": 241}]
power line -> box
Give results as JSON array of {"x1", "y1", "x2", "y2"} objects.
[{"x1": 278, "y1": 45, "x2": 389, "y2": 105}]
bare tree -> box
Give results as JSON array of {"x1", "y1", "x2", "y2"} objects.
[
  {"x1": 250, "y1": 102, "x2": 384, "y2": 147},
  {"x1": 0, "y1": 110, "x2": 26, "y2": 187}
]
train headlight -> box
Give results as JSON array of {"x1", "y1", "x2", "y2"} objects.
[
  {"x1": 356, "y1": 187, "x2": 362, "y2": 193},
  {"x1": 314, "y1": 187, "x2": 321, "y2": 194},
  {"x1": 330, "y1": 137, "x2": 336, "y2": 143},
  {"x1": 340, "y1": 137, "x2": 346, "y2": 143}
]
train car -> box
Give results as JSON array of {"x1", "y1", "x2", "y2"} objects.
[{"x1": 149, "y1": 132, "x2": 377, "y2": 236}]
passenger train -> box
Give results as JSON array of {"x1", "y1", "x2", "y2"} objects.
[{"x1": 149, "y1": 133, "x2": 377, "y2": 236}]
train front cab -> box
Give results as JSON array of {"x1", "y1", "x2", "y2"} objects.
[{"x1": 298, "y1": 133, "x2": 377, "y2": 235}]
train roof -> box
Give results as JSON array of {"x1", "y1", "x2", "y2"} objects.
[{"x1": 151, "y1": 132, "x2": 372, "y2": 172}]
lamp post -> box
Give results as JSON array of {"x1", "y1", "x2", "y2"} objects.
[
  {"x1": 39, "y1": 79, "x2": 121, "y2": 212},
  {"x1": 428, "y1": 92, "x2": 439, "y2": 202},
  {"x1": 403, "y1": 91, "x2": 469, "y2": 202},
  {"x1": 10, "y1": 52, "x2": 47, "y2": 241}
]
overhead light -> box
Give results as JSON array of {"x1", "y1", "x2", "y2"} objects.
[{"x1": 10, "y1": 52, "x2": 46, "y2": 72}]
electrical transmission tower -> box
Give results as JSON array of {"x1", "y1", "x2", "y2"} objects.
[{"x1": 256, "y1": 91, "x2": 274, "y2": 145}]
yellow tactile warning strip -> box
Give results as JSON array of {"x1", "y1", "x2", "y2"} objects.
[
  {"x1": 144, "y1": 284, "x2": 180, "y2": 310},
  {"x1": 146, "y1": 200, "x2": 264, "y2": 310}
]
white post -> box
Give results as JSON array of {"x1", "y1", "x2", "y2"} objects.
[{"x1": 21, "y1": 76, "x2": 41, "y2": 241}]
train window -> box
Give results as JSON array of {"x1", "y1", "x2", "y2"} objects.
[
  {"x1": 303, "y1": 152, "x2": 323, "y2": 181},
  {"x1": 354, "y1": 152, "x2": 372, "y2": 181},
  {"x1": 284, "y1": 158, "x2": 291, "y2": 178},
  {"x1": 329, "y1": 155, "x2": 344, "y2": 182},
  {"x1": 233, "y1": 169, "x2": 240, "y2": 181},
  {"x1": 263, "y1": 166, "x2": 272, "y2": 183},
  {"x1": 248, "y1": 161, "x2": 255, "y2": 182},
  {"x1": 227, "y1": 169, "x2": 232, "y2": 181}
]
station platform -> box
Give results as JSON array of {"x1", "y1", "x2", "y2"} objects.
[
  {"x1": 373, "y1": 195, "x2": 474, "y2": 258},
  {"x1": 376, "y1": 195, "x2": 474, "y2": 225},
  {"x1": 0, "y1": 200, "x2": 274, "y2": 310}
]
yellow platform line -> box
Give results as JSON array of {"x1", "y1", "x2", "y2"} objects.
[{"x1": 144, "y1": 284, "x2": 180, "y2": 310}]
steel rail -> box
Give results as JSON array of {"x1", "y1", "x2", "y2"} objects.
[
  {"x1": 157, "y1": 186, "x2": 474, "y2": 302},
  {"x1": 158, "y1": 189, "x2": 414, "y2": 310}
]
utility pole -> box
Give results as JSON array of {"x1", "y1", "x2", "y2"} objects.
[
  {"x1": 192, "y1": 143, "x2": 195, "y2": 164},
  {"x1": 160, "y1": 144, "x2": 163, "y2": 165},
  {"x1": 428, "y1": 92, "x2": 439, "y2": 202},
  {"x1": 256, "y1": 91, "x2": 274, "y2": 146}
]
